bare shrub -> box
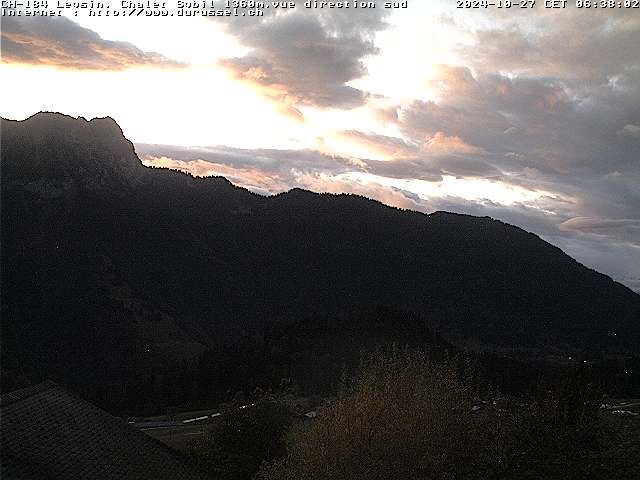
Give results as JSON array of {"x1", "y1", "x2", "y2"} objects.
[{"x1": 256, "y1": 347, "x2": 505, "y2": 480}]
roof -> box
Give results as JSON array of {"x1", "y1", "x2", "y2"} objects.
[{"x1": 0, "y1": 382, "x2": 209, "y2": 480}]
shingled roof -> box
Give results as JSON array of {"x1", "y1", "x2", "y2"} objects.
[{"x1": 0, "y1": 382, "x2": 209, "y2": 480}]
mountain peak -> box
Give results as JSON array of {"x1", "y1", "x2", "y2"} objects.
[
  {"x1": 15, "y1": 112, "x2": 126, "y2": 139},
  {"x1": 88, "y1": 115, "x2": 124, "y2": 134},
  {"x1": 1, "y1": 112, "x2": 143, "y2": 188}
]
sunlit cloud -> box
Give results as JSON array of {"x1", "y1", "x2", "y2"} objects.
[
  {"x1": 341, "y1": 172, "x2": 549, "y2": 207},
  {"x1": 422, "y1": 132, "x2": 483, "y2": 156},
  {"x1": 335, "y1": 130, "x2": 417, "y2": 160},
  {"x1": 1, "y1": 15, "x2": 184, "y2": 70},
  {"x1": 141, "y1": 155, "x2": 291, "y2": 194}
]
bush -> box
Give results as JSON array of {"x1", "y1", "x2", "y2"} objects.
[{"x1": 257, "y1": 347, "x2": 505, "y2": 480}]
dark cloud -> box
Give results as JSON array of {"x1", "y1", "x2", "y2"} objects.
[
  {"x1": 136, "y1": 143, "x2": 363, "y2": 188},
  {"x1": 396, "y1": 68, "x2": 583, "y2": 172},
  {"x1": 1, "y1": 15, "x2": 184, "y2": 70},
  {"x1": 212, "y1": 2, "x2": 389, "y2": 110},
  {"x1": 458, "y1": 9, "x2": 640, "y2": 83},
  {"x1": 559, "y1": 217, "x2": 640, "y2": 246},
  {"x1": 364, "y1": 156, "x2": 500, "y2": 183}
]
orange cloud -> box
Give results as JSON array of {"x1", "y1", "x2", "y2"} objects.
[
  {"x1": 336, "y1": 130, "x2": 417, "y2": 159},
  {"x1": 2, "y1": 16, "x2": 184, "y2": 70},
  {"x1": 422, "y1": 132, "x2": 483, "y2": 156}
]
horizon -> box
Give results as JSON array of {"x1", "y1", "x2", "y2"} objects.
[{"x1": 1, "y1": 2, "x2": 639, "y2": 291}]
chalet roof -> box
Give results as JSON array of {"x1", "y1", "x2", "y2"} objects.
[{"x1": 1, "y1": 382, "x2": 208, "y2": 480}]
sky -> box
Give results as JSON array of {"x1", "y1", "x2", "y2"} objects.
[{"x1": 1, "y1": 1, "x2": 639, "y2": 291}]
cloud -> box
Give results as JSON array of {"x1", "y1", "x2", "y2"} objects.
[
  {"x1": 458, "y1": 9, "x2": 640, "y2": 83},
  {"x1": 559, "y1": 217, "x2": 640, "y2": 246},
  {"x1": 337, "y1": 128, "x2": 484, "y2": 160},
  {"x1": 422, "y1": 132, "x2": 483, "y2": 156},
  {"x1": 212, "y1": 3, "x2": 389, "y2": 111},
  {"x1": 337, "y1": 130, "x2": 418, "y2": 158},
  {"x1": 398, "y1": 68, "x2": 576, "y2": 157},
  {"x1": 361, "y1": 156, "x2": 501, "y2": 183},
  {"x1": 427, "y1": 11, "x2": 640, "y2": 184},
  {"x1": 386, "y1": 63, "x2": 639, "y2": 200},
  {"x1": 619, "y1": 124, "x2": 640, "y2": 138},
  {"x1": 1, "y1": 16, "x2": 184, "y2": 70}
]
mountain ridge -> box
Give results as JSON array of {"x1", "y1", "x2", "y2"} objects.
[
  {"x1": 2, "y1": 112, "x2": 640, "y2": 406},
  {"x1": 0, "y1": 113, "x2": 632, "y2": 294}
]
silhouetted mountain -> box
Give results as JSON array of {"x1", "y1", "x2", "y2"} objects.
[{"x1": 2, "y1": 113, "x2": 640, "y2": 409}]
